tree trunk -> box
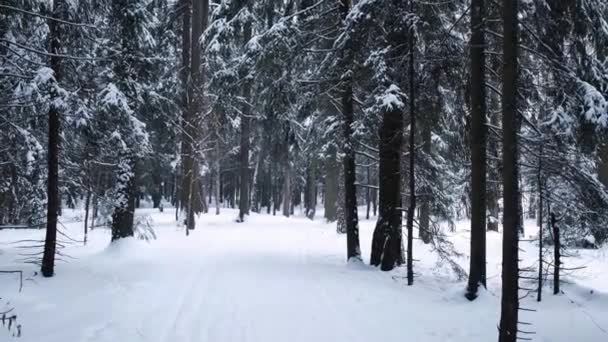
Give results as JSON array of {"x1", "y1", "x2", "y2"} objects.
[
  {"x1": 537, "y1": 147, "x2": 543, "y2": 302},
  {"x1": 305, "y1": 159, "x2": 316, "y2": 219},
  {"x1": 282, "y1": 132, "x2": 291, "y2": 218},
  {"x1": 84, "y1": 189, "x2": 91, "y2": 245},
  {"x1": 336, "y1": 166, "x2": 346, "y2": 233},
  {"x1": 369, "y1": 104, "x2": 404, "y2": 271},
  {"x1": 180, "y1": 0, "x2": 192, "y2": 221},
  {"x1": 112, "y1": 157, "x2": 136, "y2": 241},
  {"x1": 552, "y1": 212, "x2": 560, "y2": 295},
  {"x1": 365, "y1": 166, "x2": 371, "y2": 220},
  {"x1": 498, "y1": 0, "x2": 520, "y2": 339},
  {"x1": 405, "y1": 3, "x2": 416, "y2": 285},
  {"x1": 339, "y1": 0, "x2": 361, "y2": 262},
  {"x1": 215, "y1": 141, "x2": 221, "y2": 215},
  {"x1": 282, "y1": 163, "x2": 291, "y2": 217},
  {"x1": 466, "y1": 0, "x2": 487, "y2": 300},
  {"x1": 238, "y1": 17, "x2": 252, "y2": 222},
  {"x1": 324, "y1": 151, "x2": 339, "y2": 222},
  {"x1": 41, "y1": 0, "x2": 64, "y2": 278},
  {"x1": 600, "y1": 143, "x2": 608, "y2": 188},
  {"x1": 419, "y1": 111, "x2": 432, "y2": 244}
]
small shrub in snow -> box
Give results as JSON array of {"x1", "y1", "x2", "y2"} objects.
[{"x1": 135, "y1": 215, "x2": 156, "y2": 242}]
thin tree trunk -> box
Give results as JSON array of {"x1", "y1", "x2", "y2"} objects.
[
  {"x1": 600, "y1": 143, "x2": 608, "y2": 188},
  {"x1": 498, "y1": 0, "x2": 520, "y2": 339},
  {"x1": 366, "y1": 166, "x2": 371, "y2": 220},
  {"x1": 238, "y1": 18, "x2": 252, "y2": 222},
  {"x1": 336, "y1": 166, "x2": 346, "y2": 233},
  {"x1": 405, "y1": 16, "x2": 416, "y2": 285},
  {"x1": 537, "y1": 145, "x2": 543, "y2": 302},
  {"x1": 419, "y1": 112, "x2": 432, "y2": 244},
  {"x1": 552, "y1": 212, "x2": 560, "y2": 295},
  {"x1": 324, "y1": 150, "x2": 339, "y2": 222},
  {"x1": 84, "y1": 189, "x2": 91, "y2": 245},
  {"x1": 306, "y1": 159, "x2": 316, "y2": 219},
  {"x1": 340, "y1": 0, "x2": 361, "y2": 261},
  {"x1": 282, "y1": 162, "x2": 291, "y2": 217},
  {"x1": 41, "y1": 0, "x2": 63, "y2": 277},
  {"x1": 466, "y1": 0, "x2": 487, "y2": 300},
  {"x1": 215, "y1": 141, "x2": 221, "y2": 215}
]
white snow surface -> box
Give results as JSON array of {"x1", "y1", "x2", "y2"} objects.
[{"x1": 1, "y1": 208, "x2": 608, "y2": 342}]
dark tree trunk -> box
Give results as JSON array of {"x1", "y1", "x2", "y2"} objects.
[
  {"x1": 370, "y1": 104, "x2": 403, "y2": 271},
  {"x1": 537, "y1": 149, "x2": 543, "y2": 302},
  {"x1": 305, "y1": 159, "x2": 316, "y2": 219},
  {"x1": 215, "y1": 141, "x2": 221, "y2": 215},
  {"x1": 372, "y1": 179, "x2": 377, "y2": 217},
  {"x1": 41, "y1": 0, "x2": 64, "y2": 278},
  {"x1": 282, "y1": 130, "x2": 291, "y2": 218},
  {"x1": 324, "y1": 151, "x2": 339, "y2": 222},
  {"x1": 405, "y1": 4, "x2": 416, "y2": 285},
  {"x1": 339, "y1": 0, "x2": 361, "y2": 261},
  {"x1": 185, "y1": 0, "x2": 205, "y2": 230},
  {"x1": 600, "y1": 143, "x2": 608, "y2": 188},
  {"x1": 336, "y1": 167, "x2": 346, "y2": 233},
  {"x1": 466, "y1": 0, "x2": 487, "y2": 301},
  {"x1": 419, "y1": 112, "x2": 432, "y2": 244},
  {"x1": 112, "y1": 157, "x2": 136, "y2": 241},
  {"x1": 552, "y1": 212, "x2": 560, "y2": 295},
  {"x1": 238, "y1": 18, "x2": 252, "y2": 222},
  {"x1": 342, "y1": 84, "x2": 360, "y2": 260},
  {"x1": 152, "y1": 168, "x2": 162, "y2": 208},
  {"x1": 498, "y1": 0, "x2": 520, "y2": 339},
  {"x1": 84, "y1": 189, "x2": 91, "y2": 245},
  {"x1": 365, "y1": 166, "x2": 371, "y2": 220},
  {"x1": 180, "y1": 0, "x2": 192, "y2": 222}
]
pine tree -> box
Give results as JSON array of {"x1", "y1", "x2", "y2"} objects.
[
  {"x1": 498, "y1": 0, "x2": 520, "y2": 339},
  {"x1": 41, "y1": 0, "x2": 65, "y2": 277},
  {"x1": 466, "y1": 0, "x2": 487, "y2": 300}
]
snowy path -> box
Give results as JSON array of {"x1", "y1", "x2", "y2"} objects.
[{"x1": 2, "y1": 209, "x2": 608, "y2": 341}]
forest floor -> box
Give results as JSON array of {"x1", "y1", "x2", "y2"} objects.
[{"x1": 1, "y1": 207, "x2": 608, "y2": 342}]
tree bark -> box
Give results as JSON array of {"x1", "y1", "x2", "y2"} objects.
[
  {"x1": 41, "y1": 0, "x2": 63, "y2": 277},
  {"x1": 112, "y1": 157, "x2": 136, "y2": 241},
  {"x1": 552, "y1": 212, "x2": 559, "y2": 295},
  {"x1": 324, "y1": 150, "x2": 339, "y2": 222},
  {"x1": 215, "y1": 141, "x2": 221, "y2": 215},
  {"x1": 336, "y1": 166, "x2": 346, "y2": 233},
  {"x1": 466, "y1": 0, "x2": 487, "y2": 300},
  {"x1": 537, "y1": 146, "x2": 543, "y2": 302},
  {"x1": 305, "y1": 159, "x2": 316, "y2": 219},
  {"x1": 600, "y1": 143, "x2": 608, "y2": 188},
  {"x1": 180, "y1": 0, "x2": 192, "y2": 222},
  {"x1": 238, "y1": 16, "x2": 252, "y2": 222},
  {"x1": 365, "y1": 166, "x2": 371, "y2": 220},
  {"x1": 370, "y1": 104, "x2": 404, "y2": 271},
  {"x1": 340, "y1": 0, "x2": 361, "y2": 261},
  {"x1": 419, "y1": 111, "x2": 432, "y2": 244},
  {"x1": 84, "y1": 189, "x2": 91, "y2": 245},
  {"x1": 405, "y1": 2, "x2": 416, "y2": 285},
  {"x1": 498, "y1": 0, "x2": 520, "y2": 339},
  {"x1": 282, "y1": 130, "x2": 291, "y2": 218}
]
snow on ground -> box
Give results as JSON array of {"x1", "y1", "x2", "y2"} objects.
[{"x1": 1, "y1": 207, "x2": 608, "y2": 342}]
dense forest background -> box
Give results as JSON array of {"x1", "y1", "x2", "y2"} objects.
[{"x1": 1, "y1": 0, "x2": 608, "y2": 341}]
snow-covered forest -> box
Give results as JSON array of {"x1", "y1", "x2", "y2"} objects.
[{"x1": 1, "y1": 0, "x2": 608, "y2": 341}]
